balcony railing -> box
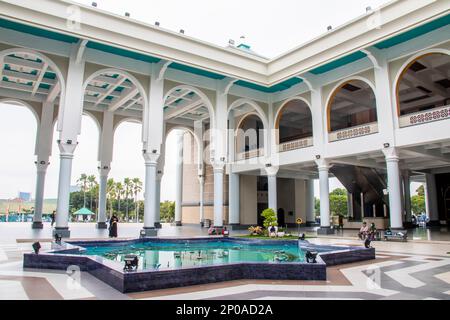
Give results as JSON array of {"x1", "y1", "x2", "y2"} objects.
[
  {"x1": 277, "y1": 137, "x2": 313, "y2": 153},
  {"x1": 235, "y1": 148, "x2": 264, "y2": 161},
  {"x1": 399, "y1": 104, "x2": 450, "y2": 128},
  {"x1": 328, "y1": 122, "x2": 378, "y2": 142}
]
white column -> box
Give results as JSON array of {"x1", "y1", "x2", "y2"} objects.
[
  {"x1": 55, "y1": 145, "x2": 75, "y2": 236},
  {"x1": 347, "y1": 192, "x2": 354, "y2": 219},
  {"x1": 97, "y1": 166, "x2": 109, "y2": 229},
  {"x1": 198, "y1": 175, "x2": 205, "y2": 224},
  {"x1": 154, "y1": 174, "x2": 162, "y2": 228},
  {"x1": 174, "y1": 131, "x2": 184, "y2": 226},
  {"x1": 316, "y1": 159, "x2": 331, "y2": 230},
  {"x1": 402, "y1": 171, "x2": 412, "y2": 223},
  {"x1": 425, "y1": 174, "x2": 439, "y2": 223},
  {"x1": 97, "y1": 111, "x2": 114, "y2": 229},
  {"x1": 360, "y1": 192, "x2": 365, "y2": 217},
  {"x1": 267, "y1": 173, "x2": 278, "y2": 212},
  {"x1": 33, "y1": 101, "x2": 54, "y2": 229},
  {"x1": 213, "y1": 164, "x2": 225, "y2": 227},
  {"x1": 54, "y1": 42, "x2": 86, "y2": 238},
  {"x1": 305, "y1": 179, "x2": 315, "y2": 224},
  {"x1": 383, "y1": 147, "x2": 403, "y2": 229},
  {"x1": 229, "y1": 172, "x2": 240, "y2": 225},
  {"x1": 142, "y1": 152, "x2": 159, "y2": 236}
]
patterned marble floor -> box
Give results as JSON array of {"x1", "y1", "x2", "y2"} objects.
[{"x1": 0, "y1": 224, "x2": 449, "y2": 300}]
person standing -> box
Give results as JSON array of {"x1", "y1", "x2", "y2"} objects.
[
  {"x1": 51, "y1": 210, "x2": 56, "y2": 227},
  {"x1": 109, "y1": 214, "x2": 119, "y2": 238}
]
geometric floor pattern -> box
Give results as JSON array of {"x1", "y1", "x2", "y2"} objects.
[{"x1": 0, "y1": 224, "x2": 449, "y2": 300}]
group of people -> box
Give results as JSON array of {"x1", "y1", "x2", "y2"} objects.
[{"x1": 358, "y1": 221, "x2": 378, "y2": 240}]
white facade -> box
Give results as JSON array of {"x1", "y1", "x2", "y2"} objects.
[{"x1": 0, "y1": 0, "x2": 449, "y2": 236}]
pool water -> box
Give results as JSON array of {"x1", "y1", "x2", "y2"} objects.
[{"x1": 80, "y1": 240, "x2": 309, "y2": 271}]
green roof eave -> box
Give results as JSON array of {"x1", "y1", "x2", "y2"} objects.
[
  {"x1": 168, "y1": 63, "x2": 226, "y2": 80},
  {"x1": 235, "y1": 77, "x2": 303, "y2": 93},
  {"x1": 374, "y1": 13, "x2": 450, "y2": 50},
  {"x1": 0, "y1": 18, "x2": 79, "y2": 43},
  {"x1": 309, "y1": 51, "x2": 367, "y2": 75},
  {"x1": 86, "y1": 41, "x2": 161, "y2": 63}
]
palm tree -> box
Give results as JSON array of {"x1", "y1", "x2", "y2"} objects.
[
  {"x1": 132, "y1": 178, "x2": 142, "y2": 223},
  {"x1": 87, "y1": 175, "x2": 97, "y2": 211},
  {"x1": 124, "y1": 178, "x2": 132, "y2": 222},
  {"x1": 116, "y1": 182, "x2": 124, "y2": 217},
  {"x1": 106, "y1": 178, "x2": 116, "y2": 219},
  {"x1": 77, "y1": 174, "x2": 88, "y2": 208}
]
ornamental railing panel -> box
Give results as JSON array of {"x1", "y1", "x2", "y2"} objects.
[
  {"x1": 235, "y1": 148, "x2": 264, "y2": 161},
  {"x1": 277, "y1": 137, "x2": 313, "y2": 153},
  {"x1": 399, "y1": 105, "x2": 450, "y2": 128},
  {"x1": 328, "y1": 122, "x2": 379, "y2": 142}
]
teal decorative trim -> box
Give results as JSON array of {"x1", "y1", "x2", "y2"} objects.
[
  {"x1": 0, "y1": 18, "x2": 78, "y2": 43},
  {"x1": 235, "y1": 77, "x2": 303, "y2": 93},
  {"x1": 168, "y1": 63, "x2": 226, "y2": 80},
  {"x1": 86, "y1": 42, "x2": 161, "y2": 63},
  {"x1": 309, "y1": 51, "x2": 367, "y2": 75},
  {"x1": 375, "y1": 14, "x2": 450, "y2": 49}
]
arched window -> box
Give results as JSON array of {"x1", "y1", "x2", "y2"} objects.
[
  {"x1": 276, "y1": 99, "x2": 313, "y2": 151},
  {"x1": 328, "y1": 79, "x2": 377, "y2": 132},
  {"x1": 397, "y1": 53, "x2": 450, "y2": 126},
  {"x1": 236, "y1": 114, "x2": 264, "y2": 160}
]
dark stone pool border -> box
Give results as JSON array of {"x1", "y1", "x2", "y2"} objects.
[{"x1": 23, "y1": 237, "x2": 375, "y2": 293}]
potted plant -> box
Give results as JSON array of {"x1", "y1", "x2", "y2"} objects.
[
  {"x1": 261, "y1": 208, "x2": 278, "y2": 237},
  {"x1": 277, "y1": 227, "x2": 285, "y2": 237}
]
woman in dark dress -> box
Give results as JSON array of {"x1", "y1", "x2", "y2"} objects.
[{"x1": 109, "y1": 215, "x2": 118, "y2": 238}]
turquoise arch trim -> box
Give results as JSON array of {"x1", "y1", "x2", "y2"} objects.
[
  {"x1": 309, "y1": 51, "x2": 368, "y2": 75},
  {"x1": 235, "y1": 77, "x2": 303, "y2": 93}
]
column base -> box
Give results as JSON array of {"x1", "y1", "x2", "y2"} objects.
[
  {"x1": 96, "y1": 222, "x2": 108, "y2": 229},
  {"x1": 140, "y1": 227, "x2": 158, "y2": 238},
  {"x1": 154, "y1": 222, "x2": 162, "y2": 229},
  {"x1": 31, "y1": 221, "x2": 43, "y2": 229},
  {"x1": 317, "y1": 227, "x2": 335, "y2": 235},
  {"x1": 53, "y1": 227, "x2": 70, "y2": 238},
  {"x1": 306, "y1": 221, "x2": 319, "y2": 227},
  {"x1": 172, "y1": 221, "x2": 182, "y2": 226}
]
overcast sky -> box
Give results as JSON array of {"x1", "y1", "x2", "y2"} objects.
[{"x1": 0, "y1": 0, "x2": 423, "y2": 201}]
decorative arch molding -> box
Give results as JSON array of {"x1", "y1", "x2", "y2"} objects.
[
  {"x1": 82, "y1": 110, "x2": 102, "y2": 136},
  {"x1": 113, "y1": 117, "x2": 142, "y2": 136},
  {"x1": 165, "y1": 125, "x2": 203, "y2": 169},
  {"x1": 393, "y1": 48, "x2": 450, "y2": 119},
  {"x1": 274, "y1": 96, "x2": 312, "y2": 130},
  {"x1": 325, "y1": 76, "x2": 377, "y2": 133},
  {"x1": 164, "y1": 84, "x2": 216, "y2": 130}
]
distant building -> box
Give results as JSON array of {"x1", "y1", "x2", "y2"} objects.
[{"x1": 18, "y1": 192, "x2": 31, "y2": 202}]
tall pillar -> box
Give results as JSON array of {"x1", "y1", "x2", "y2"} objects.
[
  {"x1": 402, "y1": 171, "x2": 412, "y2": 223},
  {"x1": 425, "y1": 174, "x2": 439, "y2": 224},
  {"x1": 316, "y1": 159, "x2": 333, "y2": 234},
  {"x1": 53, "y1": 41, "x2": 86, "y2": 238},
  {"x1": 305, "y1": 179, "x2": 315, "y2": 224},
  {"x1": 54, "y1": 143, "x2": 76, "y2": 238},
  {"x1": 97, "y1": 166, "x2": 109, "y2": 229},
  {"x1": 174, "y1": 131, "x2": 184, "y2": 226},
  {"x1": 97, "y1": 111, "x2": 114, "y2": 229},
  {"x1": 198, "y1": 175, "x2": 205, "y2": 224},
  {"x1": 142, "y1": 152, "x2": 159, "y2": 237},
  {"x1": 229, "y1": 172, "x2": 240, "y2": 225},
  {"x1": 32, "y1": 101, "x2": 54, "y2": 229},
  {"x1": 383, "y1": 147, "x2": 403, "y2": 229},
  {"x1": 213, "y1": 164, "x2": 225, "y2": 227},
  {"x1": 154, "y1": 173, "x2": 162, "y2": 228},
  {"x1": 347, "y1": 192, "x2": 354, "y2": 219},
  {"x1": 360, "y1": 192, "x2": 365, "y2": 217},
  {"x1": 32, "y1": 161, "x2": 49, "y2": 229},
  {"x1": 265, "y1": 165, "x2": 279, "y2": 213}
]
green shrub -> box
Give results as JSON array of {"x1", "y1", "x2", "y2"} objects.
[{"x1": 261, "y1": 208, "x2": 278, "y2": 229}]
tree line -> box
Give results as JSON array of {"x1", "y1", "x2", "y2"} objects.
[{"x1": 70, "y1": 174, "x2": 175, "y2": 222}]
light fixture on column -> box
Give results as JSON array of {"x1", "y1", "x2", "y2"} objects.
[
  {"x1": 40, "y1": 161, "x2": 46, "y2": 165},
  {"x1": 265, "y1": 163, "x2": 272, "y2": 168},
  {"x1": 142, "y1": 149, "x2": 147, "y2": 154},
  {"x1": 315, "y1": 155, "x2": 321, "y2": 160},
  {"x1": 152, "y1": 150, "x2": 158, "y2": 154},
  {"x1": 383, "y1": 143, "x2": 390, "y2": 148},
  {"x1": 66, "y1": 139, "x2": 72, "y2": 145},
  {"x1": 220, "y1": 157, "x2": 226, "y2": 162}
]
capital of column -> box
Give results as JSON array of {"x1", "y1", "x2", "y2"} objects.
[
  {"x1": 57, "y1": 139, "x2": 77, "y2": 156},
  {"x1": 264, "y1": 164, "x2": 279, "y2": 177},
  {"x1": 143, "y1": 151, "x2": 160, "y2": 165},
  {"x1": 35, "y1": 159, "x2": 50, "y2": 173},
  {"x1": 315, "y1": 158, "x2": 330, "y2": 171},
  {"x1": 382, "y1": 147, "x2": 399, "y2": 162},
  {"x1": 98, "y1": 163, "x2": 111, "y2": 177},
  {"x1": 156, "y1": 169, "x2": 164, "y2": 180}
]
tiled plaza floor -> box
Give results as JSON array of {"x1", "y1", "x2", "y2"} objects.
[{"x1": 0, "y1": 222, "x2": 449, "y2": 300}]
